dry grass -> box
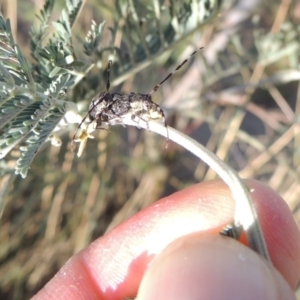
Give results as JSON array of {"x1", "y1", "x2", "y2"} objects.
[{"x1": 0, "y1": 0, "x2": 300, "y2": 298}]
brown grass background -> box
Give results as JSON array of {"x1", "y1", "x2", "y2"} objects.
[{"x1": 0, "y1": 0, "x2": 300, "y2": 299}]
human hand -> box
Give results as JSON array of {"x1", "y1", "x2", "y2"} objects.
[{"x1": 32, "y1": 180, "x2": 300, "y2": 300}]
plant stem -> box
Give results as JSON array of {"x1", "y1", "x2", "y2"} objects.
[{"x1": 122, "y1": 116, "x2": 271, "y2": 262}]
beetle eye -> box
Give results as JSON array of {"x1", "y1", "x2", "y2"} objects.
[{"x1": 143, "y1": 102, "x2": 150, "y2": 109}]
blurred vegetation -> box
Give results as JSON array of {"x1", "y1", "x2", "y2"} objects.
[{"x1": 0, "y1": 0, "x2": 300, "y2": 299}]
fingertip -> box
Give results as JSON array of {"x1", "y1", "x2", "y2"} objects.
[{"x1": 137, "y1": 234, "x2": 295, "y2": 300}]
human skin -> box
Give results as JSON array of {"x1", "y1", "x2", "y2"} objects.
[{"x1": 32, "y1": 179, "x2": 300, "y2": 300}]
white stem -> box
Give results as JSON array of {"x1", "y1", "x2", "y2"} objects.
[{"x1": 122, "y1": 117, "x2": 271, "y2": 261}]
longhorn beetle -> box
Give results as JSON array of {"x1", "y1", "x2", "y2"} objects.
[{"x1": 72, "y1": 47, "x2": 203, "y2": 155}]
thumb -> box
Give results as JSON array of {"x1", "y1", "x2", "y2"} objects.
[{"x1": 137, "y1": 234, "x2": 295, "y2": 300}]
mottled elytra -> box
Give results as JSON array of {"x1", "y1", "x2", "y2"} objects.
[
  {"x1": 101, "y1": 47, "x2": 204, "y2": 132},
  {"x1": 105, "y1": 92, "x2": 167, "y2": 132},
  {"x1": 72, "y1": 47, "x2": 203, "y2": 153}
]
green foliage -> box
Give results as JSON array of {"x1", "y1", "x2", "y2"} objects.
[
  {"x1": 2, "y1": 1, "x2": 300, "y2": 299},
  {"x1": 0, "y1": 0, "x2": 104, "y2": 177},
  {"x1": 15, "y1": 103, "x2": 67, "y2": 178},
  {"x1": 83, "y1": 20, "x2": 106, "y2": 56},
  {"x1": 0, "y1": 0, "x2": 220, "y2": 178}
]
